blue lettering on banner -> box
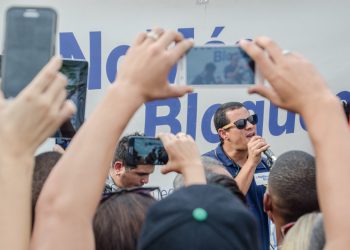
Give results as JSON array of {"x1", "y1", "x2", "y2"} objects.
[
  {"x1": 201, "y1": 103, "x2": 221, "y2": 143},
  {"x1": 59, "y1": 28, "x2": 350, "y2": 143},
  {"x1": 145, "y1": 98, "x2": 182, "y2": 136},
  {"x1": 269, "y1": 104, "x2": 296, "y2": 136}
]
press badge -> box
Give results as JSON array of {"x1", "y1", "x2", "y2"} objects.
[{"x1": 254, "y1": 172, "x2": 269, "y2": 186}]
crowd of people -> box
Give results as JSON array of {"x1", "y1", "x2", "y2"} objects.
[{"x1": 1, "y1": 25, "x2": 349, "y2": 250}]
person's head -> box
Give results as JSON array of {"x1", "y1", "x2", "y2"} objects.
[
  {"x1": 138, "y1": 185, "x2": 259, "y2": 250},
  {"x1": 280, "y1": 212, "x2": 319, "y2": 250},
  {"x1": 94, "y1": 190, "x2": 156, "y2": 250},
  {"x1": 308, "y1": 213, "x2": 325, "y2": 250},
  {"x1": 206, "y1": 174, "x2": 246, "y2": 204},
  {"x1": 111, "y1": 132, "x2": 155, "y2": 188},
  {"x1": 264, "y1": 150, "x2": 319, "y2": 243},
  {"x1": 214, "y1": 102, "x2": 257, "y2": 147},
  {"x1": 32, "y1": 151, "x2": 62, "y2": 225},
  {"x1": 204, "y1": 62, "x2": 216, "y2": 75},
  {"x1": 173, "y1": 156, "x2": 231, "y2": 189}
]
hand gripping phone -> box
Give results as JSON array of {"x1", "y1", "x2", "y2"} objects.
[{"x1": 126, "y1": 136, "x2": 168, "y2": 166}]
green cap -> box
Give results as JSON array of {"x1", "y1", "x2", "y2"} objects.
[{"x1": 192, "y1": 208, "x2": 208, "y2": 222}]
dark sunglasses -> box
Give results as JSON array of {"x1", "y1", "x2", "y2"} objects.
[
  {"x1": 101, "y1": 186, "x2": 162, "y2": 202},
  {"x1": 222, "y1": 114, "x2": 258, "y2": 130}
]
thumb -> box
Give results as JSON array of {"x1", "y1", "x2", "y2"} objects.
[
  {"x1": 160, "y1": 162, "x2": 178, "y2": 175},
  {"x1": 166, "y1": 85, "x2": 193, "y2": 98}
]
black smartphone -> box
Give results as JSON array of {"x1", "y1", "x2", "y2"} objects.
[
  {"x1": 54, "y1": 59, "x2": 88, "y2": 141},
  {"x1": 1, "y1": 7, "x2": 57, "y2": 98},
  {"x1": 176, "y1": 45, "x2": 260, "y2": 86},
  {"x1": 126, "y1": 136, "x2": 168, "y2": 166}
]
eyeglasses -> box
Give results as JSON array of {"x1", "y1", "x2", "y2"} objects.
[
  {"x1": 221, "y1": 114, "x2": 258, "y2": 130},
  {"x1": 101, "y1": 186, "x2": 162, "y2": 202}
]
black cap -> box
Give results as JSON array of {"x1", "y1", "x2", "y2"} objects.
[{"x1": 138, "y1": 184, "x2": 259, "y2": 250}]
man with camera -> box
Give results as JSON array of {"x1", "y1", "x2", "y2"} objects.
[
  {"x1": 203, "y1": 101, "x2": 270, "y2": 250},
  {"x1": 104, "y1": 132, "x2": 155, "y2": 193}
]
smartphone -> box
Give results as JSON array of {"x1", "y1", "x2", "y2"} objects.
[
  {"x1": 1, "y1": 7, "x2": 57, "y2": 98},
  {"x1": 176, "y1": 45, "x2": 260, "y2": 86},
  {"x1": 54, "y1": 59, "x2": 88, "y2": 140},
  {"x1": 126, "y1": 136, "x2": 168, "y2": 166}
]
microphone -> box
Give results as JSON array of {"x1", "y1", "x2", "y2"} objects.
[{"x1": 263, "y1": 148, "x2": 277, "y2": 168}]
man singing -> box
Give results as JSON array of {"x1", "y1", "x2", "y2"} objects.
[{"x1": 203, "y1": 102, "x2": 271, "y2": 250}]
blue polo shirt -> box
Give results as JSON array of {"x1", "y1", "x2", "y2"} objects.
[{"x1": 203, "y1": 144, "x2": 270, "y2": 250}]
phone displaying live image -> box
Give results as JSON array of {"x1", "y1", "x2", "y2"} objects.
[
  {"x1": 54, "y1": 59, "x2": 88, "y2": 142},
  {"x1": 126, "y1": 136, "x2": 168, "y2": 166},
  {"x1": 177, "y1": 45, "x2": 256, "y2": 86},
  {"x1": 1, "y1": 7, "x2": 57, "y2": 98}
]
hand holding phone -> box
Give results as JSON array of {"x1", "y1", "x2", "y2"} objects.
[{"x1": 126, "y1": 136, "x2": 168, "y2": 166}]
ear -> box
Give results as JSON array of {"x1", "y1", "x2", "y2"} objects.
[
  {"x1": 113, "y1": 161, "x2": 124, "y2": 174},
  {"x1": 217, "y1": 128, "x2": 228, "y2": 141},
  {"x1": 263, "y1": 192, "x2": 274, "y2": 223}
]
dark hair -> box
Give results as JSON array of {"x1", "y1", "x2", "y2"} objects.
[
  {"x1": 213, "y1": 102, "x2": 245, "y2": 131},
  {"x1": 113, "y1": 132, "x2": 144, "y2": 167},
  {"x1": 32, "y1": 151, "x2": 62, "y2": 226},
  {"x1": 205, "y1": 62, "x2": 216, "y2": 72},
  {"x1": 207, "y1": 173, "x2": 246, "y2": 205},
  {"x1": 269, "y1": 150, "x2": 319, "y2": 223},
  {"x1": 93, "y1": 192, "x2": 156, "y2": 250}
]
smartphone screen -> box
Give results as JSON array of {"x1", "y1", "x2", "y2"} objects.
[
  {"x1": 178, "y1": 46, "x2": 255, "y2": 86},
  {"x1": 54, "y1": 59, "x2": 88, "y2": 140},
  {"x1": 1, "y1": 7, "x2": 57, "y2": 98},
  {"x1": 126, "y1": 136, "x2": 168, "y2": 166}
]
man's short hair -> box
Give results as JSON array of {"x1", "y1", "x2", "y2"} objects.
[
  {"x1": 94, "y1": 192, "x2": 156, "y2": 250},
  {"x1": 268, "y1": 150, "x2": 319, "y2": 223},
  {"x1": 214, "y1": 102, "x2": 245, "y2": 131},
  {"x1": 112, "y1": 132, "x2": 144, "y2": 169},
  {"x1": 32, "y1": 151, "x2": 62, "y2": 226}
]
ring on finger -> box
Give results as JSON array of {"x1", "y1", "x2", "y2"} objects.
[
  {"x1": 282, "y1": 50, "x2": 292, "y2": 56},
  {"x1": 146, "y1": 31, "x2": 160, "y2": 41}
]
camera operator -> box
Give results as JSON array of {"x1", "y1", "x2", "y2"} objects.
[{"x1": 104, "y1": 132, "x2": 155, "y2": 193}]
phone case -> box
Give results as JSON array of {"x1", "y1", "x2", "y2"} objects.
[{"x1": 1, "y1": 7, "x2": 57, "y2": 98}]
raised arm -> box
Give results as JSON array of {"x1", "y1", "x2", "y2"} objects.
[
  {"x1": 30, "y1": 29, "x2": 193, "y2": 250},
  {"x1": 159, "y1": 132, "x2": 206, "y2": 186},
  {"x1": 240, "y1": 37, "x2": 350, "y2": 250},
  {"x1": 0, "y1": 57, "x2": 75, "y2": 250}
]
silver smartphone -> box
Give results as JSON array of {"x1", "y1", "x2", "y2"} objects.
[
  {"x1": 176, "y1": 45, "x2": 261, "y2": 86},
  {"x1": 1, "y1": 7, "x2": 57, "y2": 98}
]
